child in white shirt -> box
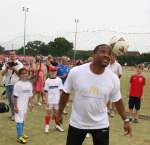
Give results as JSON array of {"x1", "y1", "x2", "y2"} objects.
[
  {"x1": 13, "y1": 68, "x2": 33, "y2": 144},
  {"x1": 44, "y1": 66, "x2": 64, "y2": 133}
]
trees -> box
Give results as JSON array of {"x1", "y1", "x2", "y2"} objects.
[
  {"x1": 17, "y1": 37, "x2": 73, "y2": 56},
  {"x1": 47, "y1": 37, "x2": 73, "y2": 56},
  {"x1": 118, "y1": 53, "x2": 150, "y2": 66},
  {"x1": 0, "y1": 45, "x2": 5, "y2": 53},
  {"x1": 26, "y1": 40, "x2": 47, "y2": 56},
  {"x1": 17, "y1": 40, "x2": 49, "y2": 56}
]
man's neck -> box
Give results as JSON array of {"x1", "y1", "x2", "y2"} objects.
[{"x1": 90, "y1": 63, "x2": 105, "y2": 75}]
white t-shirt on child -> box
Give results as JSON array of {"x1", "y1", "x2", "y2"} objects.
[
  {"x1": 13, "y1": 80, "x2": 33, "y2": 111},
  {"x1": 44, "y1": 77, "x2": 63, "y2": 104},
  {"x1": 63, "y1": 63, "x2": 121, "y2": 129}
]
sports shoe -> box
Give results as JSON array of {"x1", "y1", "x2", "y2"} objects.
[
  {"x1": 22, "y1": 134, "x2": 29, "y2": 139},
  {"x1": 17, "y1": 136, "x2": 27, "y2": 144},
  {"x1": 55, "y1": 124, "x2": 64, "y2": 132},
  {"x1": 44, "y1": 125, "x2": 49, "y2": 133},
  {"x1": 86, "y1": 133, "x2": 90, "y2": 138}
]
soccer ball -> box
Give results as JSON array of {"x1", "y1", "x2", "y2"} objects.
[{"x1": 110, "y1": 36, "x2": 129, "y2": 55}]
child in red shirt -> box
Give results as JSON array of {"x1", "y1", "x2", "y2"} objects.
[{"x1": 128, "y1": 64, "x2": 145, "y2": 123}]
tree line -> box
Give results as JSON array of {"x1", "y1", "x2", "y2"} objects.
[{"x1": 1, "y1": 37, "x2": 150, "y2": 65}]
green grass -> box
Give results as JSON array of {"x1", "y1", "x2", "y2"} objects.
[{"x1": 0, "y1": 70, "x2": 150, "y2": 145}]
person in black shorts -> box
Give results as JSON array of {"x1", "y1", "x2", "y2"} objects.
[{"x1": 128, "y1": 64, "x2": 145, "y2": 123}]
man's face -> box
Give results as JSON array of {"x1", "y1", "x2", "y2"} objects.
[
  {"x1": 93, "y1": 47, "x2": 111, "y2": 67},
  {"x1": 110, "y1": 54, "x2": 116, "y2": 64},
  {"x1": 62, "y1": 57, "x2": 68, "y2": 65},
  {"x1": 9, "y1": 51, "x2": 16, "y2": 61}
]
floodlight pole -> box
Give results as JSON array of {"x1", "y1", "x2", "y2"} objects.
[
  {"x1": 22, "y1": 7, "x2": 29, "y2": 56},
  {"x1": 73, "y1": 18, "x2": 79, "y2": 62}
]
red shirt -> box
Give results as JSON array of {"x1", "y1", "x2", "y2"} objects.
[{"x1": 129, "y1": 74, "x2": 145, "y2": 97}]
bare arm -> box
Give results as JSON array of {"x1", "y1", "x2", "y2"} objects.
[
  {"x1": 2, "y1": 66, "x2": 19, "y2": 76},
  {"x1": 114, "y1": 99, "x2": 132, "y2": 136},
  {"x1": 12, "y1": 67, "x2": 19, "y2": 75},
  {"x1": 58, "y1": 91, "x2": 70, "y2": 122},
  {"x1": 114, "y1": 99, "x2": 127, "y2": 120},
  {"x1": 1, "y1": 65, "x2": 8, "y2": 76}
]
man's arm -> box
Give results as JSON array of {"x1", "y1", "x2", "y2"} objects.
[
  {"x1": 114, "y1": 99, "x2": 127, "y2": 120},
  {"x1": 58, "y1": 91, "x2": 70, "y2": 123},
  {"x1": 12, "y1": 67, "x2": 19, "y2": 75},
  {"x1": 1, "y1": 64, "x2": 8, "y2": 76},
  {"x1": 114, "y1": 99, "x2": 132, "y2": 136},
  {"x1": 2, "y1": 65, "x2": 18, "y2": 76}
]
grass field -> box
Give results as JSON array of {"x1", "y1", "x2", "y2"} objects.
[{"x1": 0, "y1": 69, "x2": 150, "y2": 145}]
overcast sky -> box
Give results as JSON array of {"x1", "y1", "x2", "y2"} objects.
[{"x1": 0, "y1": 0, "x2": 150, "y2": 51}]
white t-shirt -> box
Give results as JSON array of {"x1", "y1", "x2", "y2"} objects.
[
  {"x1": 63, "y1": 63, "x2": 121, "y2": 129},
  {"x1": 2, "y1": 60, "x2": 23, "y2": 86},
  {"x1": 44, "y1": 77, "x2": 63, "y2": 104},
  {"x1": 107, "y1": 61, "x2": 122, "y2": 77},
  {"x1": 13, "y1": 80, "x2": 33, "y2": 111}
]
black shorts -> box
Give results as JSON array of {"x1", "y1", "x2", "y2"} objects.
[
  {"x1": 66, "y1": 125, "x2": 109, "y2": 145},
  {"x1": 128, "y1": 96, "x2": 141, "y2": 110}
]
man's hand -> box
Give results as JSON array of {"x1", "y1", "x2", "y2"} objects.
[{"x1": 124, "y1": 122, "x2": 132, "y2": 137}]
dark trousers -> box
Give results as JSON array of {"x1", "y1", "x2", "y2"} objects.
[
  {"x1": 6, "y1": 85, "x2": 14, "y2": 116},
  {"x1": 66, "y1": 125, "x2": 109, "y2": 145}
]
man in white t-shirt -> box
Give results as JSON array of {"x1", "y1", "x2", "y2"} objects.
[
  {"x1": 58, "y1": 44, "x2": 132, "y2": 145},
  {"x1": 1, "y1": 51, "x2": 23, "y2": 120},
  {"x1": 107, "y1": 52, "x2": 122, "y2": 78},
  {"x1": 107, "y1": 52, "x2": 123, "y2": 117}
]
